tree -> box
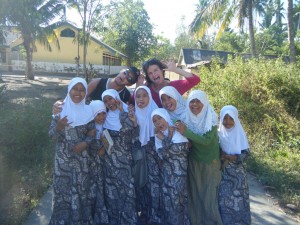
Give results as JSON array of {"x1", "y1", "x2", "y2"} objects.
[
  {"x1": 100, "y1": 0, "x2": 155, "y2": 66},
  {"x1": 67, "y1": 0, "x2": 110, "y2": 81},
  {"x1": 189, "y1": 0, "x2": 258, "y2": 56},
  {"x1": 4, "y1": 0, "x2": 63, "y2": 80},
  {"x1": 287, "y1": 0, "x2": 297, "y2": 62},
  {"x1": 174, "y1": 16, "x2": 198, "y2": 55}
]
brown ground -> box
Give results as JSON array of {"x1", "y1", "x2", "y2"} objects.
[{"x1": 0, "y1": 74, "x2": 70, "y2": 104}]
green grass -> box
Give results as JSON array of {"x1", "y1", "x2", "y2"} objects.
[
  {"x1": 0, "y1": 91, "x2": 55, "y2": 225},
  {"x1": 192, "y1": 57, "x2": 300, "y2": 209}
]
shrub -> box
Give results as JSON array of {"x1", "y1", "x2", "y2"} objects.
[{"x1": 192, "y1": 57, "x2": 300, "y2": 207}]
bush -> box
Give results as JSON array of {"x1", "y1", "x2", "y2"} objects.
[{"x1": 192, "y1": 57, "x2": 300, "y2": 207}]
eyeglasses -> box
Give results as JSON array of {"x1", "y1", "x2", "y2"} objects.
[{"x1": 123, "y1": 69, "x2": 134, "y2": 84}]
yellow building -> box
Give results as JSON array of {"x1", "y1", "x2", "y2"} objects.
[{"x1": 8, "y1": 21, "x2": 127, "y2": 74}]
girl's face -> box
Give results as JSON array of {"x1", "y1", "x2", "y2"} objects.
[
  {"x1": 189, "y1": 98, "x2": 204, "y2": 115},
  {"x1": 103, "y1": 95, "x2": 118, "y2": 111},
  {"x1": 147, "y1": 65, "x2": 164, "y2": 85},
  {"x1": 135, "y1": 88, "x2": 149, "y2": 108},
  {"x1": 152, "y1": 115, "x2": 168, "y2": 131},
  {"x1": 161, "y1": 94, "x2": 176, "y2": 112},
  {"x1": 70, "y1": 83, "x2": 86, "y2": 103},
  {"x1": 223, "y1": 114, "x2": 235, "y2": 129},
  {"x1": 95, "y1": 112, "x2": 106, "y2": 124}
]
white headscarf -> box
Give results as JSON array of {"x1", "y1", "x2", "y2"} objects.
[
  {"x1": 183, "y1": 90, "x2": 218, "y2": 135},
  {"x1": 89, "y1": 100, "x2": 106, "y2": 139},
  {"x1": 101, "y1": 89, "x2": 128, "y2": 131},
  {"x1": 60, "y1": 77, "x2": 94, "y2": 127},
  {"x1": 151, "y1": 108, "x2": 188, "y2": 151},
  {"x1": 218, "y1": 105, "x2": 250, "y2": 155},
  {"x1": 134, "y1": 86, "x2": 158, "y2": 146},
  {"x1": 159, "y1": 86, "x2": 186, "y2": 121}
]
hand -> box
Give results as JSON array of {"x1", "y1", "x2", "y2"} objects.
[
  {"x1": 53, "y1": 100, "x2": 64, "y2": 115},
  {"x1": 87, "y1": 129, "x2": 96, "y2": 137},
  {"x1": 73, "y1": 141, "x2": 87, "y2": 153},
  {"x1": 163, "y1": 61, "x2": 177, "y2": 73},
  {"x1": 155, "y1": 128, "x2": 165, "y2": 140},
  {"x1": 175, "y1": 120, "x2": 186, "y2": 134},
  {"x1": 224, "y1": 154, "x2": 237, "y2": 162},
  {"x1": 168, "y1": 126, "x2": 175, "y2": 139},
  {"x1": 128, "y1": 110, "x2": 137, "y2": 126},
  {"x1": 116, "y1": 99, "x2": 124, "y2": 112},
  {"x1": 98, "y1": 147, "x2": 105, "y2": 156},
  {"x1": 56, "y1": 115, "x2": 70, "y2": 131}
]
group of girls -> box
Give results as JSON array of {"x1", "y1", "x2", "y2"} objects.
[{"x1": 49, "y1": 76, "x2": 251, "y2": 225}]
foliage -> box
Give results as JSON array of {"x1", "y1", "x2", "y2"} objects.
[
  {"x1": 213, "y1": 30, "x2": 248, "y2": 53},
  {"x1": 2, "y1": 0, "x2": 64, "y2": 80},
  {"x1": 67, "y1": 0, "x2": 110, "y2": 81},
  {"x1": 100, "y1": 0, "x2": 156, "y2": 66},
  {"x1": 192, "y1": 58, "x2": 300, "y2": 207},
  {"x1": 0, "y1": 97, "x2": 54, "y2": 225}
]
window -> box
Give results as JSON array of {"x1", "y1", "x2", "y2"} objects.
[
  {"x1": 103, "y1": 53, "x2": 121, "y2": 66},
  {"x1": 60, "y1": 28, "x2": 75, "y2": 38}
]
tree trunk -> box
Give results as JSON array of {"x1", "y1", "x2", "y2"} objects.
[
  {"x1": 287, "y1": 0, "x2": 296, "y2": 63},
  {"x1": 248, "y1": 0, "x2": 256, "y2": 57},
  {"x1": 83, "y1": 2, "x2": 87, "y2": 82},
  {"x1": 23, "y1": 38, "x2": 34, "y2": 80}
]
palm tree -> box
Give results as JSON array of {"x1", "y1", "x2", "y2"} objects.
[
  {"x1": 287, "y1": 0, "x2": 296, "y2": 62},
  {"x1": 4, "y1": 0, "x2": 64, "y2": 80},
  {"x1": 190, "y1": 0, "x2": 257, "y2": 56}
]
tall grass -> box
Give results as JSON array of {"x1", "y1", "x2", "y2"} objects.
[
  {"x1": 0, "y1": 93, "x2": 55, "y2": 225},
  {"x1": 193, "y1": 57, "x2": 300, "y2": 208}
]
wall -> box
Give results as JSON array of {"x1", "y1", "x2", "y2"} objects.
[{"x1": 10, "y1": 60, "x2": 126, "y2": 75}]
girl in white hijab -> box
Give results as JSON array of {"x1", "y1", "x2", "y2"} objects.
[
  {"x1": 159, "y1": 86, "x2": 186, "y2": 121},
  {"x1": 132, "y1": 86, "x2": 158, "y2": 223},
  {"x1": 175, "y1": 90, "x2": 223, "y2": 225},
  {"x1": 49, "y1": 77, "x2": 96, "y2": 225},
  {"x1": 151, "y1": 108, "x2": 190, "y2": 225},
  {"x1": 218, "y1": 105, "x2": 251, "y2": 225},
  {"x1": 100, "y1": 89, "x2": 140, "y2": 224}
]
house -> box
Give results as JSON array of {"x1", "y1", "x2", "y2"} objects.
[
  {"x1": 177, "y1": 48, "x2": 290, "y2": 70},
  {"x1": 6, "y1": 21, "x2": 127, "y2": 75},
  {"x1": 177, "y1": 48, "x2": 235, "y2": 70}
]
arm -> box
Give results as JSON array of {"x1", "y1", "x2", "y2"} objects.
[
  {"x1": 87, "y1": 78, "x2": 100, "y2": 96},
  {"x1": 170, "y1": 74, "x2": 201, "y2": 95},
  {"x1": 183, "y1": 126, "x2": 218, "y2": 146}
]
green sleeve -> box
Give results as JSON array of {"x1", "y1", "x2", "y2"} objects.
[{"x1": 183, "y1": 126, "x2": 218, "y2": 146}]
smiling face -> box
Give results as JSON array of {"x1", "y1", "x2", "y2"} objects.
[
  {"x1": 115, "y1": 69, "x2": 135, "y2": 86},
  {"x1": 152, "y1": 114, "x2": 168, "y2": 132},
  {"x1": 95, "y1": 111, "x2": 106, "y2": 124},
  {"x1": 161, "y1": 94, "x2": 176, "y2": 112},
  {"x1": 69, "y1": 83, "x2": 86, "y2": 103},
  {"x1": 222, "y1": 114, "x2": 235, "y2": 129},
  {"x1": 103, "y1": 95, "x2": 118, "y2": 111},
  {"x1": 135, "y1": 88, "x2": 150, "y2": 109},
  {"x1": 189, "y1": 98, "x2": 204, "y2": 115},
  {"x1": 146, "y1": 65, "x2": 164, "y2": 85}
]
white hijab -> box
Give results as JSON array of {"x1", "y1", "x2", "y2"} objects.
[
  {"x1": 183, "y1": 90, "x2": 218, "y2": 135},
  {"x1": 101, "y1": 89, "x2": 128, "y2": 131},
  {"x1": 159, "y1": 86, "x2": 186, "y2": 121},
  {"x1": 60, "y1": 77, "x2": 94, "y2": 127},
  {"x1": 89, "y1": 100, "x2": 106, "y2": 139},
  {"x1": 218, "y1": 105, "x2": 250, "y2": 155},
  {"x1": 151, "y1": 108, "x2": 188, "y2": 151},
  {"x1": 134, "y1": 86, "x2": 158, "y2": 146}
]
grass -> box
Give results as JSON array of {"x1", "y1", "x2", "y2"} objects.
[
  {"x1": 0, "y1": 82, "x2": 55, "y2": 225},
  {"x1": 192, "y1": 57, "x2": 300, "y2": 211}
]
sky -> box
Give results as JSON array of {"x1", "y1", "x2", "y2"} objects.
[
  {"x1": 142, "y1": 0, "x2": 199, "y2": 43},
  {"x1": 67, "y1": 0, "x2": 199, "y2": 44}
]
